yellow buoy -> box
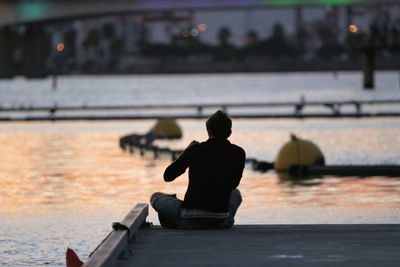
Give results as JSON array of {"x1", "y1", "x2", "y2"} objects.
[
  {"x1": 274, "y1": 134, "x2": 325, "y2": 172},
  {"x1": 152, "y1": 118, "x2": 183, "y2": 139}
]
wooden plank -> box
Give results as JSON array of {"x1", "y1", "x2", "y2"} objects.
[
  {"x1": 116, "y1": 225, "x2": 400, "y2": 267},
  {"x1": 83, "y1": 203, "x2": 148, "y2": 267}
]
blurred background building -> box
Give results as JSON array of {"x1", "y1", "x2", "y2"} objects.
[{"x1": 0, "y1": 0, "x2": 399, "y2": 77}]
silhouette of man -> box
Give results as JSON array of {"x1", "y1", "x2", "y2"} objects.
[{"x1": 150, "y1": 110, "x2": 246, "y2": 229}]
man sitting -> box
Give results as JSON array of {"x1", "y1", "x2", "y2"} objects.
[{"x1": 150, "y1": 110, "x2": 246, "y2": 229}]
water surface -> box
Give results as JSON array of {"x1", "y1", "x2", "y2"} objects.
[
  {"x1": 1, "y1": 119, "x2": 400, "y2": 266},
  {"x1": 1, "y1": 72, "x2": 400, "y2": 266}
]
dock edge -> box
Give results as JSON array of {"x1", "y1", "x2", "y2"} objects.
[{"x1": 83, "y1": 203, "x2": 149, "y2": 267}]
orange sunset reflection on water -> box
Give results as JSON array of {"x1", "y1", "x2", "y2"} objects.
[
  {"x1": 2, "y1": 119, "x2": 400, "y2": 266},
  {"x1": 1, "y1": 119, "x2": 400, "y2": 224}
]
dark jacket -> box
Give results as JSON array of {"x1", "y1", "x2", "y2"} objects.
[{"x1": 164, "y1": 138, "x2": 246, "y2": 212}]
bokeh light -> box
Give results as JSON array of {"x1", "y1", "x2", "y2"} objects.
[
  {"x1": 197, "y1": 23, "x2": 207, "y2": 32},
  {"x1": 348, "y1": 24, "x2": 358, "y2": 33},
  {"x1": 191, "y1": 29, "x2": 199, "y2": 37},
  {"x1": 56, "y1": 42, "x2": 65, "y2": 52},
  {"x1": 181, "y1": 29, "x2": 190, "y2": 38}
]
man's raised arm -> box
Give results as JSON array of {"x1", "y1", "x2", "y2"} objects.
[{"x1": 163, "y1": 141, "x2": 198, "y2": 182}]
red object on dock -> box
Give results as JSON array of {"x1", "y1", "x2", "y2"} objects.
[{"x1": 66, "y1": 247, "x2": 83, "y2": 267}]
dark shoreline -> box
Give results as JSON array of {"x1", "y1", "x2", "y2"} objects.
[{"x1": 2, "y1": 59, "x2": 399, "y2": 78}]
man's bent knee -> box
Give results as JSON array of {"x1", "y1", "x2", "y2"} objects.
[
  {"x1": 150, "y1": 192, "x2": 165, "y2": 208},
  {"x1": 150, "y1": 192, "x2": 177, "y2": 209},
  {"x1": 231, "y1": 189, "x2": 242, "y2": 202},
  {"x1": 228, "y1": 189, "x2": 242, "y2": 220},
  {"x1": 232, "y1": 188, "x2": 241, "y2": 196}
]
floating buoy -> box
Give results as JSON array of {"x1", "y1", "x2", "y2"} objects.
[
  {"x1": 119, "y1": 119, "x2": 182, "y2": 151},
  {"x1": 152, "y1": 118, "x2": 182, "y2": 139},
  {"x1": 274, "y1": 134, "x2": 325, "y2": 172}
]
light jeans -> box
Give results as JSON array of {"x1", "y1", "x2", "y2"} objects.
[{"x1": 151, "y1": 189, "x2": 242, "y2": 229}]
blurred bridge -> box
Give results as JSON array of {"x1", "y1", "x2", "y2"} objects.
[
  {"x1": 0, "y1": 0, "x2": 399, "y2": 26},
  {"x1": 0, "y1": 0, "x2": 399, "y2": 80}
]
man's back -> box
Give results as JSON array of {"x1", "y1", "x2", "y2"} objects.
[{"x1": 164, "y1": 138, "x2": 246, "y2": 212}]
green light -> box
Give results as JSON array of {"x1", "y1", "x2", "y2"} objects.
[
  {"x1": 266, "y1": 0, "x2": 296, "y2": 6},
  {"x1": 19, "y1": 1, "x2": 48, "y2": 20},
  {"x1": 261, "y1": 0, "x2": 360, "y2": 6},
  {"x1": 318, "y1": 0, "x2": 359, "y2": 5}
]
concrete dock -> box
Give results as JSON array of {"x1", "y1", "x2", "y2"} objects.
[
  {"x1": 82, "y1": 204, "x2": 400, "y2": 267},
  {"x1": 115, "y1": 224, "x2": 400, "y2": 267}
]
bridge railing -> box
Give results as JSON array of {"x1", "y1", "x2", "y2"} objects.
[{"x1": 0, "y1": 99, "x2": 399, "y2": 120}]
